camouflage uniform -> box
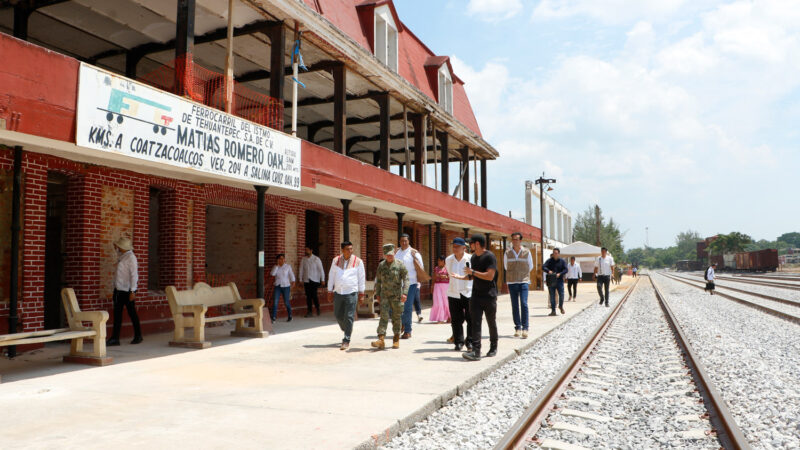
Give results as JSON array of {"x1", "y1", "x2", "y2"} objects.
[{"x1": 374, "y1": 259, "x2": 410, "y2": 337}]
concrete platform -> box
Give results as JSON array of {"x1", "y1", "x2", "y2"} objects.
[{"x1": 0, "y1": 278, "x2": 632, "y2": 449}]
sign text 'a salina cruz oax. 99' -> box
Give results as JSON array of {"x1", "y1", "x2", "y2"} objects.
[{"x1": 75, "y1": 63, "x2": 301, "y2": 190}]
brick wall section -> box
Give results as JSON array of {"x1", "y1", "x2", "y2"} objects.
[{"x1": 0, "y1": 148, "x2": 455, "y2": 337}]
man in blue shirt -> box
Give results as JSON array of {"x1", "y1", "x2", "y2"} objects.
[{"x1": 543, "y1": 248, "x2": 568, "y2": 316}]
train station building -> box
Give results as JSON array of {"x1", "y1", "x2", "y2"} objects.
[{"x1": 0, "y1": 0, "x2": 540, "y2": 341}]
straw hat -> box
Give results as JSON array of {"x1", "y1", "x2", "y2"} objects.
[{"x1": 114, "y1": 236, "x2": 133, "y2": 251}]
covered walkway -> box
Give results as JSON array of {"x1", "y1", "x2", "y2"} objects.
[{"x1": 0, "y1": 279, "x2": 631, "y2": 449}]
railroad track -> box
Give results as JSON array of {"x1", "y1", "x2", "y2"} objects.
[
  {"x1": 667, "y1": 273, "x2": 800, "y2": 308},
  {"x1": 708, "y1": 275, "x2": 800, "y2": 291},
  {"x1": 494, "y1": 276, "x2": 750, "y2": 450},
  {"x1": 661, "y1": 272, "x2": 800, "y2": 325}
]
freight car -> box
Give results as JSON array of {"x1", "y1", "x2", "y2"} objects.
[
  {"x1": 734, "y1": 249, "x2": 779, "y2": 272},
  {"x1": 676, "y1": 260, "x2": 704, "y2": 271}
]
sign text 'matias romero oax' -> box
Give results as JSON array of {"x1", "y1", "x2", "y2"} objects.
[{"x1": 75, "y1": 63, "x2": 301, "y2": 190}]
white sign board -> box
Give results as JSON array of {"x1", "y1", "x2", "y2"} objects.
[{"x1": 76, "y1": 64, "x2": 301, "y2": 190}]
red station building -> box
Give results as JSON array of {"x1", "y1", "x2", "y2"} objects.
[{"x1": 0, "y1": 0, "x2": 541, "y2": 347}]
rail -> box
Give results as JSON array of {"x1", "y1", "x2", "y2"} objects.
[
  {"x1": 661, "y1": 272, "x2": 800, "y2": 325},
  {"x1": 650, "y1": 275, "x2": 752, "y2": 450},
  {"x1": 493, "y1": 277, "x2": 641, "y2": 450}
]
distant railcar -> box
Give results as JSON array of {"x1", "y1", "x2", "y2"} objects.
[{"x1": 734, "y1": 249, "x2": 778, "y2": 272}]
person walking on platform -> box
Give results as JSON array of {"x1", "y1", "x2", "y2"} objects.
[
  {"x1": 543, "y1": 248, "x2": 568, "y2": 316},
  {"x1": 430, "y1": 256, "x2": 451, "y2": 323},
  {"x1": 594, "y1": 247, "x2": 615, "y2": 307},
  {"x1": 371, "y1": 244, "x2": 409, "y2": 350},
  {"x1": 446, "y1": 238, "x2": 473, "y2": 352},
  {"x1": 462, "y1": 235, "x2": 498, "y2": 361},
  {"x1": 327, "y1": 241, "x2": 366, "y2": 350},
  {"x1": 566, "y1": 256, "x2": 582, "y2": 302},
  {"x1": 504, "y1": 232, "x2": 533, "y2": 338},
  {"x1": 298, "y1": 245, "x2": 325, "y2": 317},
  {"x1": 396, "y1": 234, "x2": 425, "y2": 338},
  {"x1": 270, "y1": 254, "x2": 296, "y2": 322},
  {"x1": 633, "y1": 266, "x2": 638, "y2": 278},
  {"x1": 704, "y1": 263, "x2": 717, "y2": 295},
  {"x1": 107, "y1": 237, "x2": 142, "y2": 346}
]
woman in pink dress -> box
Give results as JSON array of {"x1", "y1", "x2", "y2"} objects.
[{"x1": 430, "y1": 256, "x2": 451, "y2": 323}]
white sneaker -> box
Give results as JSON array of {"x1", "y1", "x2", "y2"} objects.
[
  {"x1": 514, "y1": 330, "x2": 520, "y2": 338},
  {"x1": 522, "y1": 331, "x2": 528, "y2": 339}
]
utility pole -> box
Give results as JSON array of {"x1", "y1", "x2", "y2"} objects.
[
  {"x1": 646, "y1": 227, "x2": 649, "y2": 248},
  {"x1": 535, "y1": 174, "x2": 556, "y2": 291},
  {"x1": 594, "y1": 204, "x2": 601, "y2": 246}
]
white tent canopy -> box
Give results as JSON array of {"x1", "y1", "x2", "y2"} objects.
[{"x1": 558, "y1": 241, "x2": 612, "y2": 258}]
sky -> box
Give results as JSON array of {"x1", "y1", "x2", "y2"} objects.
[{"x1": 392, "y1": 0, "x2": 800, "y2": 250}]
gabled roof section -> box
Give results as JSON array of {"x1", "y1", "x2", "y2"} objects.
[{"x1": 302, "y1": 0, "x2": 483, "y2": 138}]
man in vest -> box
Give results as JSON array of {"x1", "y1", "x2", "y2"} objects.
[{"x1": 504, "y1": 232, "x2": 533, "y2": 338}]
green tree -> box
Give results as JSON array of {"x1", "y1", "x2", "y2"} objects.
[
  {"x1": 708, "y1": 232, "x2": 752, "y2": 256},
  {"x1": 573, "y1": 205, "x2": 625, "y2": 260},
  {"x1": 777, "y1": 232, "x2": 800, "y2": 248},
  {"x1": 675, "y1": 230, "x2": 701, "y2": 260}
]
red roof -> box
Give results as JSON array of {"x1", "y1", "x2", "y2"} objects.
[{"x1": 302, "y1": 0, "x2": 482, "y2": 137}]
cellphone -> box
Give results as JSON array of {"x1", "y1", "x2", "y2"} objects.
[{"x1": 465, "y1": 261, "x2": 473, "y2": 280}]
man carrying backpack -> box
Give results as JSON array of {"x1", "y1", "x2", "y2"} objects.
[{"x1": 704, "y1": 263, "x2": 717, "y2": 295}]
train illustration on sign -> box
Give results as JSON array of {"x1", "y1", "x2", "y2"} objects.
[{"x1": 99, "y1": 88, "x2": 175, "y2": 135}]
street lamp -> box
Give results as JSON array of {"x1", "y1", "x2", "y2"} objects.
[{"x1": 534, "y1": 174, "x2": 556, "y2": 291}]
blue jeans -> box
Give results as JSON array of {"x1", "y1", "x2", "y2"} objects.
[
  {"x1": 548, "y1": 282, "x2": 565, "y2": 311},
  {"x1": 508, "y1": 283, "x2": 529, "y2": 330},
  {"x1": 402, "y1": 284, "x2": 420, "y2": 333},
  {"x1": 272, "y1": 286, "x2": 292, "y2": 319}
]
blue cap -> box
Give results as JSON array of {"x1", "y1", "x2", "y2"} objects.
[{"x1": 452, "y1": 237, "x2": 467, "y2": 246}]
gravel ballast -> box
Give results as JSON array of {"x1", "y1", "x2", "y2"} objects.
[{"x1": 653, "y1": 273, "x2": 800, "y2": 449}]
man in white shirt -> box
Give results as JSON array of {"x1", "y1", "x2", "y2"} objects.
[
  {"x1": 270, "y1": 253, "x2": 296, "y2": 322},
  {"x1": 593, "y1": 247, "x2": 615, "y2": 307},
  {"x1": 107, "y1": 237, "x2": 142, "y2": 346},
  {"x1": 704, "y1": 263, "x2": 716, "y2": 295},
  {"x1": 445, "y1": 237, "x2": 473, "y2": 351},
  {"x1": 327, "y1": 241, "x2": 366, "y2": 350},
  {"x1": 566, "y1": 256, "x2": 582, "y2": 302},
  {"x1": 298, "y1": 245, "x2": 325, "y2": 317},
  {"x1": 395, "y1": 233, "x2": 425, "y2": 339},
  {"x1": 504, "y1": 232, "x2": 534, "y2": 338}
]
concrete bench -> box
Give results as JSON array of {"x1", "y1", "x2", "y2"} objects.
[
  {"x1": 0, "y1": 288, "x2": 112, "y2": 374},
  {"x1": 166, "y1": 282, "x2": 268, "y2": 349}
]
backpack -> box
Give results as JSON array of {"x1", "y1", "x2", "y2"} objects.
[{"x1": 704, "y1": 267, "x2": 710, "y2": 281}]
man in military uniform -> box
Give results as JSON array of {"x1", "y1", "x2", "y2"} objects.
[{"x1": 371, "y1": 244, "x2": 409, "y2": 350}]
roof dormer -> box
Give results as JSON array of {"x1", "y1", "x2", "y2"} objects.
[
  {"x1": 424, "y1": 56, "x2": 457, "y2": 114},
  {"x1": 356, "y1": 1, "x2": 403, "y2": 72}
]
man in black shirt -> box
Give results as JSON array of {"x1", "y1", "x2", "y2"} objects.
[
  {"x1": 462, "y1": 234, "x2": 498, "y2": 361},
  {"x1": 543, "y1": 248, "x2": 568, "y2": 316}
]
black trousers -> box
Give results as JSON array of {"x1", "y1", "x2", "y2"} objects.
[
  {"x1": 597, "y1": 275, "x2": 611, "y2": 303},
  {"x1": 470, "y1": 296, "x2": 498, "y2": 353},
  {"x1": 448, "y1": 295, "x2": 472, "y2": 346},
  {"x1": 567, "y1": 279, "x2": 579, "y2": 298},
  {"x1": 112, "y1": 289, "x2": 141, "y2": 340},
  {"x1": 304, "y1": 281, "x2": 320, "y2": 313}
]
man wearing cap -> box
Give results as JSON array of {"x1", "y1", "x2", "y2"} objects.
[
  {"x1": 461, "y1": 234, "x2": 499, "y2": 361},
  {"x1": 371, "y1": 244, "x2": 409, "y2": 350},
  {"x1": 107, "y1": 236, "x2": 143, "y2": 346},
  {"x1": 446, "y1": 237, "x2": 473, "y2": 351}
]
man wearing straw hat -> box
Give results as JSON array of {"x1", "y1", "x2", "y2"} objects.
[{"x1": 106, "y1": 236, "x2": 143, "y2": 346}]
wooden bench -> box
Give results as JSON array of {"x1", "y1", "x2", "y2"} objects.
[
  {"x1": 356, "y1": 280, "x2": 378, "y2": 318},
  {"x1": 166, "y1": 282, "x2": 268, "y2": 349},
  {"x1": 0, "y1": 288, "x2": 112, "y2": 374}
]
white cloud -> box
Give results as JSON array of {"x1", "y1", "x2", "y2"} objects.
[
  {"x1": 466, "y1": 0, "x2": 523, "y2": 22},
  {"x1": 532, "y1": 0, "x2": 692, "y2": 24},
  {"x1": 456, "y1": 0, "x2": 799, "y2": 247}
]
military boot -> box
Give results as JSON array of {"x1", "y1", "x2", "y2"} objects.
[
  {"x1": 392, "y1": 335, "x2": 400, "y2": 349},
  {"x1": 371, "y1": 334, "x2": 386, "y2": 349}
]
